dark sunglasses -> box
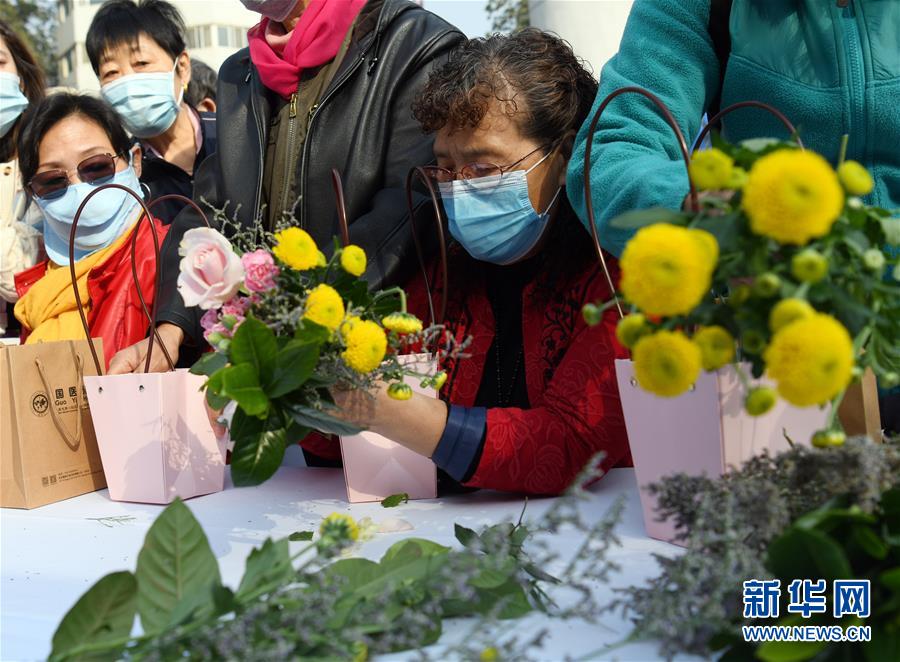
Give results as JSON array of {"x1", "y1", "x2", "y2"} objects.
[{"x1": 29, "y1": 153, "x2": 125, "y2": 200}]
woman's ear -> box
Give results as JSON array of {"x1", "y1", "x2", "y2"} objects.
[
  {"x1": 131, "y1": 144, "x2": 143, "y2": 178},
  {"x1": 556, "y1": 132, "x2": 576, "y2": 187},
  {"x1": 177, "y1": 51, "x2": 191, "y2": 91}
]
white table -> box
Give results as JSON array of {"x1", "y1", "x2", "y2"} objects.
[{"x1": 1, "y1": 450, "x2": 687, "y2": 661}]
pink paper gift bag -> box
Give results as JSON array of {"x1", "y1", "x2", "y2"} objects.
[
  {"x1": 339, "y1": 354, "x2": 438, "y2": 503},
  {"x1": 615, "y1": 359, "x2": 828, "y2": 543},
  {"x1": 85, "y1": 370, "x2": 226, "y2": 503}
]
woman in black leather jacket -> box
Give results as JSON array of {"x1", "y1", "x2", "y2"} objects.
[{"x1": 109, "y1": 0, "x2": 464, "y2": 374}]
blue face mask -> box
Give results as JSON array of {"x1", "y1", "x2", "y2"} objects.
[
  {"x1": 438, "y1": 151, "x2": 562, "y2": 265},
  {"x1": 35, "y1": 156, "x2": 142, "y2": 265},
  {"x1": 0, "y1": 73, "x2": 29, "y2": 138},
  {"x1": 101, "y1": 61, "x2": 183, "y2": 138}
]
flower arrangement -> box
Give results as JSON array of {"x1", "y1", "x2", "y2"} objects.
[
  {"x1": 177, "y1": 223, "x2": 457, "y2": 486},
  {"x1": 584, "y1": 137, "x2": 900, "y2": 442}
]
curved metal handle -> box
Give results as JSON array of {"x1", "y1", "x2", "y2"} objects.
[
  {"x1": 331, "y1": 169, "x2": 351, "y2": 247},
  {"x1": 405, "y1": 166, "x2": 448, "y2": 327},
  {"x1": 691, "y1": 100, "x2": 804, "y2": 153},
  {"x1": 583, "y1": 87, "x2": 697, "y2": 319},
  {"x1": 68, "y1": 183, "x2": 173, "y2": 374}
]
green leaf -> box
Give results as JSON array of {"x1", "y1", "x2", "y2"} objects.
[
  {"x1": 793, "y1": 502, "x2": 876, "y2": 532},
  {"x1": 190, "y1": 351, "x2": 228, "y2": 377},
  {"x1": 235, "y1": 538, "x2": 293, "y2": 601},
  {"x1": 283, "y1": 402, "x2": 362, "y2": 436},
  {"x1": 381, "y1": 493, "x2": 409, "y2": 508},
  {"x1": 864, "y1": 627, "x2": 900, "y2": 662},
  {"x1": 267, "y1": 340, "x2": 319, "y2": 398},
  {"x1": 229, "y1": 411, "x2": 287, "y2": 487},
  {"x1": 469, "y1": 558, "x2": 518, "y2": 589},
  {"x1": 221, "y1": 364, "x2": 270, "y2": 417},
  {"x1": 49, "y1": 571, "x2": 137, "y2": 662},
  {"x1": 609, "y1": 207, "x2": 687, "y2": 230},
  {"x1": 294, "y1": 318, "x2": 331, "y2": 346},
  {"x1": 289, "y1": 531, "x2": 313, "y2": 542},
  {"x1": 851, "y1": 524, "x2": 889, "y2": 560},
  {"x1": 230, "y1": 316, "x2": 277, "y2": 384},
  {"x1": 135, "y1": 499, "x2": 221, "y2": 635},
  {"x1": 454, "y1": 524, "x2": 479, "y2": 548},
  {"x1": 204, "y1": 370, "x2": 230, "y2": 410},
  {"x1": 756, "y1": 638, "x2": 827, "y2": 662},
  {"x1": 766, "y1": 527, "x2": 852, "y2": 582}
]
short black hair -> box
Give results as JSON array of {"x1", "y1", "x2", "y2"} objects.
[
  {"x1": 17, "y1": 93, "x2": 133, "y2": 188},
  {"x1": 86, "y1": 0, "x2": 186, "y2": 75},
  {"x1": 184, "y1": 59, "x2": 217, "y2": 107}
]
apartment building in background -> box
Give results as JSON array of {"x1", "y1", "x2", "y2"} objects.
[{"x1": 55, "y1": 0, "x2": 259, "y2": 91}]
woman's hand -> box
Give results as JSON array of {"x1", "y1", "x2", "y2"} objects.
[
  {"x1": 330, "y1": 382, "x2": 449, "y2": 458},
  {"x1": 108, "y1": 323, "x2": 184, "y2": 374}
]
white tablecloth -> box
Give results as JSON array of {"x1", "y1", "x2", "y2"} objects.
[{"x1": 1, "y1": 449, "x2": 687, "y2": 661}]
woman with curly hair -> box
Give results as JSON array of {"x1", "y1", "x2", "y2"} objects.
[{"x1": 330, "y1": 29, "x2": 632, "y2": 496}]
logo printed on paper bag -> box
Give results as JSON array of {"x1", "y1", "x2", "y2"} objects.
[{"x1": 31, "y1": 392, "x2": 49, "y2": 417}]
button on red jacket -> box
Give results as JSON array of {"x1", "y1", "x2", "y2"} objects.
[{"x1": 15, "y1": 216, "x2": 169, "y2": 370}]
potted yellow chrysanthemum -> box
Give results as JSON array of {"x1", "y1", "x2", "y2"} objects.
[{"x1": 580, "y1": 90, "x2": 899, "y2": 542}]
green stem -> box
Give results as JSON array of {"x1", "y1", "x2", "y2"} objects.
[
  {"x1": 838, "y1": 134, "x2": 849, "y2": 166},
  {"x1": 372, "y1": 287, "x2": 407, "y2": 314}
]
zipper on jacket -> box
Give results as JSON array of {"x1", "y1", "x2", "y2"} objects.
[
  {"x1": 838, "y1": 1, "x2": 866, "y2": 162},
  {"x1": 278, "y1": 91, "x2": 300, "y2": 216},
  {"x1": 296, "y1": 54, "x2": 367, "y2": 229},
  {"x1": 248, "y1": 67, "x2": 266, "y2": 222}
]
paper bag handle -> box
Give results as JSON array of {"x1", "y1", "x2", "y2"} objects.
[
  {"x1": 34, "y1": 342, "x2": 84, "y2": 451},
  {"x1": 405, "y1": 166, "x2": 449, "y2": 327},
  {"x1": 68, "y1": 183, "x2": 173, "y2": 374},
  {"x1": 691, "y1": 100, "x2": 803, "y2": 153}
]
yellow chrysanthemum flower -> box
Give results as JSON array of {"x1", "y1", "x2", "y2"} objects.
[
  {"x1": 340, "y1": 315, "x2": 362, "y2": 341},
  {"x1": 382, "y1": 312, "x2": 424, "y2": 335},
  {"x1": 632, "y1": 330, "x2": 702, "y2": 398},
  {"x1": 742, "y1": 149, "x2": 844, "y2": 245},
  {"x1": 745, "y1": 387, "x2": 777, "y2": 417},
  {"x1": 479, "y1": 648, "x2": 499, "y2": 662},
  {"x1": 769, "y1": 298, "x2": 814, "y2": 333},
  {"x1": 340, "y1": 245, "x2": 367, "y2": 277},
  {"x1": 616, "y1": 313, "x2": 648, "y2": 349},
  {"x1": 272, "y1": 227, "x2": 319, "y2": 270},
  {"x1": 319, "y1": 512, "x2": 359, "y2": 543},
  {"x1": 764, "y1": 313, "x2": 854, "y2": 407},
  {"x1": 387, "y1": 383, "x2": 413, "y2": 401},
  {"x1": 431, "y1": 371, "x2": 448, "y2": 390},
  {"x1": 620, "y1": 224, "x2": 718, "y2": 316},
  {"x1": 727, "y1": 166, "x2": 748, "y2": 190},
  {"x1": 689, "y1": 148, "x2": 734, "y2": 190},
  {"x1": 303, "y1": 284, "x2": 345, "y2": 331},
  {"x1": 693, "y1": 325, "x2": 735, "y2": 371},
  {"x1": 342, "y1": 319, "x2": 387, "y2": 373},
  {"x1": 791, "y1": 248, "x2": 829, "y2": 283},
  {"x1": 837, "y1": 160, "x2": 874, "y2": 196}
]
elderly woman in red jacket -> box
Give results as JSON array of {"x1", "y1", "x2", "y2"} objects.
[
  {"x1": 13, "y1": 93, "x2": 167, "y2": 369},
  {"x1": 332, "y1": 29, "x2": 631, "y2": 496}
]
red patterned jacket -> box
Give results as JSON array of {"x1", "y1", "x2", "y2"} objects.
[{"x1": 404, "y1": 248, "x2": 633, "y2": 495}]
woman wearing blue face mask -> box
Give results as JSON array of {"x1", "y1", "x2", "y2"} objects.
[
  {"x1": 86, "y1": 0, "x2": 217, "y2": 225},
  {"x1": 0, "y1": 21, "x2": 45, "y2": 337},
  {"x1": 12, "y1": 94, "x2": 169, "y2": 370},
  {"x1": 329, "y1": 30, "x2": 632, "y2": 496}
]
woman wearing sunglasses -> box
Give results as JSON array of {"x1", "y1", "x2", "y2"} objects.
[
  {"x1": 12, "y1": 93, "x2": 169, "y2": 369},
  {"x1": 328, "y1": 30, "x2": 632, "y2": 496}
]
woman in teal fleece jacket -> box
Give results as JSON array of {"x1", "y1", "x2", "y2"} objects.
[{"x1": 568, "y1": 0, "x2": 900, "y2": 258}]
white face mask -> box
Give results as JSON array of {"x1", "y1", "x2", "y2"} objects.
[{"x1": 239, "y1": 0, "x2": 299, "y2": 22}]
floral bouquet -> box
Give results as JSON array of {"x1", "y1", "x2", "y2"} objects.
[
  {"x1": 178, "y1": 224, "x2": 452, "y2": 486},
  {"x1": 584, "y1": 137, "x2": 900, "y2": 444}
]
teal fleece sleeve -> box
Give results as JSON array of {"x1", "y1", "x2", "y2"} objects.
[{"x1": 567, "y1": 0, "x2": 723, "y2": 257}]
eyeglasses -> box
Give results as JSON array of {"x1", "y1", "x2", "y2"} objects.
[
  {"x1": 421, "y1": 144, "x2": 551, "y2": 187},
  {"x1": 29, "y1": 153, "x2": 124, "y2": 200}
]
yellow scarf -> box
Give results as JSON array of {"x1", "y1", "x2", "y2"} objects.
[{"x1": 15, "y1": 223, "x2": 137, "y2": 344}]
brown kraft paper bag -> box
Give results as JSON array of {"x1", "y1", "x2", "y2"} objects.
[
  {"x1": 838, "y1": 367, "x2": 883, "y2": 443},
  {"x1": 1, "y1": 339, "x2": 107, "y2": 508}
]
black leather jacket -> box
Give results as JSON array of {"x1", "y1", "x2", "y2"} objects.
[{"x1": 157, "y1": 0, "x2": 464, "y2": 341}]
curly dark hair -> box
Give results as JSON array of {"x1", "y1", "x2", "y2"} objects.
[{"x1": 412, "y1": 28, "x2": 597, "y2": 146}]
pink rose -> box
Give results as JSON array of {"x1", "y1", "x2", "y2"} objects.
[
  {"x1": 177, "y1": 227, "x2": 245, "y2": 310},
  {"x1": 241, "y1": 249, "x2": 279, "y2": 293}
]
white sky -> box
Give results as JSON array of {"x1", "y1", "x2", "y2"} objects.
[{"x1": 423, "y1": 0, "x2": 492, "y2": 37}]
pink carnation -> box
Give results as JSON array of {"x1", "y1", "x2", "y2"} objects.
[
  {"x1": 200, "y1": 308, "x2": 220, "y2": 333},
  {"x1": 241, "y1": 249, "x2": 279, "y2": 293}
]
